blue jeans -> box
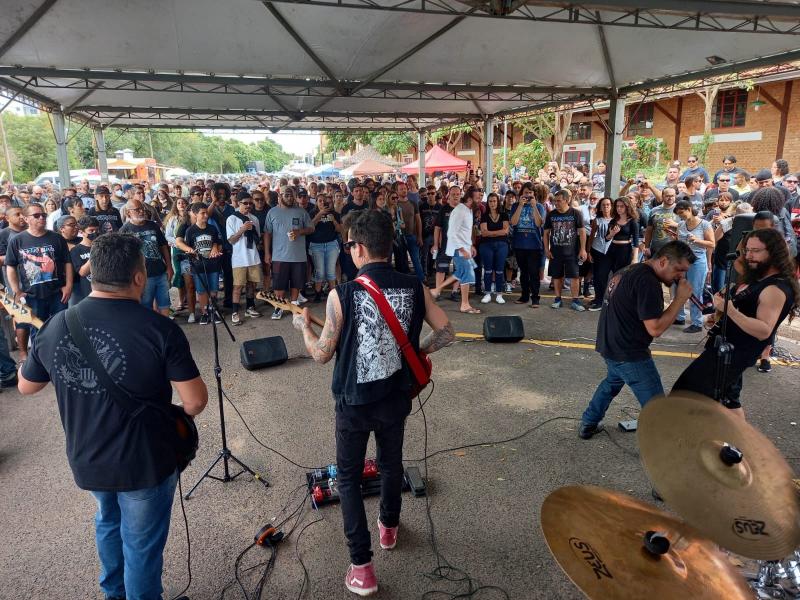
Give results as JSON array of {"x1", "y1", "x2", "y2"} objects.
[
  {"x1": 479, "y1": 239, "x2": 508, "y2": 292},
  {"x1": 581, "y1": 357, "x2": 665, "y2": 426},
  {"x1": 711, "y1": 265, "x2": 726, "y2": 293},
  {"x1": 309, "y1": 240, "x2": 339, "y2": 282},
  {"x1": 141, "y1": 274, "x2": 171, "y2": 310},
  {"x1": 17, "y1": 293, "x2": 66, "y2": 335},
  {"x1": 678, "y1": 259, "x2": 707, "y2": 327},
  {"x1": 404, "y1": 234, "x2": 425, "y2": 282},
  {"x1": 0, "y1": 323, "x2": 16, "y2": 379},
  {"x1": 91, "y1": 470, "x2": 178, "y2": 600}
]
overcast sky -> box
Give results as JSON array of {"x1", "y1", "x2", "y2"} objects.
[{"x1": 203, "y1": 130, "x2": 321, "y2": 157}]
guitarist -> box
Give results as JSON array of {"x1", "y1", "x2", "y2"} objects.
[
  {"x1": 292, "y1": 210, "x2": 453, "y2": 597},
  {"x1": 17, "y1": 233, "x2": 208, "y2": 600},
  {"x1": 672, "y1": 228, "x2": 799, "y2": 419}
]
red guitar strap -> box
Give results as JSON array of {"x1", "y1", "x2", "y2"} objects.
[{"x1": 354, "y1": 274, "x2": 428, "y2": 387}]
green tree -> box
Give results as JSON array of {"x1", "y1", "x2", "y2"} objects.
[
  {"x1": 371, "y1": 133, "x2": 415, "y2": 156},
  {"x1": 621, "y1": 135, "x2": 671, "y2": 179},
  {"x1": 508, "y1": 140, "x2": 549, "y2": 177}
]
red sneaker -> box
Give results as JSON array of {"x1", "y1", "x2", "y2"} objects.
[
  {"x1": 378, "y1": 519, "x2": 398, "y2": 550},
  {"x1": 345, "y1": 562, "x2": 378, "y2": 596}
]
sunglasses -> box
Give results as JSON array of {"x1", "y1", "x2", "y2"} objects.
[
  {"x1": 343, "y1": 240, "x2": 359, "y2": 250},
  {"x1": 718, "y1": 178, "x2": 730, "y2": 182},
  {"x1": 240, "y1": 201, "x2": 253, "y2": 206},
  {"x1": 687, "y1": 159, "x2": 697, "y2": 163},
  {"x1": 28, "y1": 213, "x2": 46, "y2": 219}
]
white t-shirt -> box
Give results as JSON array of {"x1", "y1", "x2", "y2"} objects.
[
  {"x1": 226, "y1": 213, "x2": 262, "y2": 268},
  {"x1": 445, "y1": 203, "x2": 474, "y2": 257}
]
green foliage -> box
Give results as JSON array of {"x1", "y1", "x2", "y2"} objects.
[
  {"x1": 0, "y1": 113, "x2": 292, "y2": 182},
  {"x1": 428, "y1": 123, "x2": 473, "y2": 143},
  {"x1": 621, "y1": 135, "x2": 671, "y2": 179},
  {"x1": 507, "y1": 140, "x2": 549, "y2": 175},
  {"x1": 690, "y1": 133, "x2": 714, "y2": 166},
  {"x1": 322, "y1": 131, "x2": 415, "y2": 157}
]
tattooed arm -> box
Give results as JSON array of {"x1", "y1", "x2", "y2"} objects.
[
  {"x1": 292, "y1": 289, "x2": 343, "y2": 364},
  {"x1": 419, "y1": 287, "x2": 454, "y2": 355}
]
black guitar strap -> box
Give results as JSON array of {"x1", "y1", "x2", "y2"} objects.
[{"x1": 64, "y1": 307, "x2": 147, "y2": 420}]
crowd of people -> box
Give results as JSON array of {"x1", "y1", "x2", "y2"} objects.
[{"x1": 0, "y1": 151, "x2": 797, "y2": 372}]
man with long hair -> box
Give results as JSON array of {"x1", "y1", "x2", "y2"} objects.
[{"x1": 672, "y1": 228, "x2": 799, "y2": 419}]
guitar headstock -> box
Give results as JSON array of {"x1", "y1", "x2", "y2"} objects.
[
  {"x1": 0, "y1": 285, "x2": 45, "y2": 328},
  {"x1": 256, "y1": 291, "x2": 299, "y2": 314}
]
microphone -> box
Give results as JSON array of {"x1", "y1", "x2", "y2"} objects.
[{"x1": 688, "y1": 294, "x2": 705, "y2": 311}]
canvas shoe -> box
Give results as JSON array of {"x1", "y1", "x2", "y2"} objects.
[
  {"x1": 378, "y1": 520, "x2": 398, "y2": 550},
  {"x1": 345, "y1": 562, "x2": 378, "y2": 596}
]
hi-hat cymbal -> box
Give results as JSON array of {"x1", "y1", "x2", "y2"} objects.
[
  {"x1": 638, "y1": 391, "x2": 800, "y2": 560},
  {"x1": 541, "y1": 485, "x2": 752, "y2": 600}
]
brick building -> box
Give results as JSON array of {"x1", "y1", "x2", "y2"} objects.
[{"x1": 406, "y1": 77, "x2": 798, "y2": 177}]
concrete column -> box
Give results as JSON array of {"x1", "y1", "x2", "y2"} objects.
[
  {"x1": 604, "y1": 96, "x2": 626, "y2": 198},
  {"x1": 52, "y1": 111, "x2": 70, "y2": 190},
  {"x1": 503, "y1": 120, "x2": 508, "y2": 173},
  {"x1": 417, "y1": 131, "x2": 426, "y2": 186},
  {"x1": 483, "y1": 117, "x2": 494, "y2": 184},
  {"x1": 94, "y1": 127, "x2": 108, "y2": 181}
]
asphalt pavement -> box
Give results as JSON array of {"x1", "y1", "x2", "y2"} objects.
[{"x1": 1, "y1": 291, "x2": 798, "y2": 600}]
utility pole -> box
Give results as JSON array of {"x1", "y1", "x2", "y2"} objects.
[
  {"x1": 0, "y1": 114, "x2": 13, "y2": 183},
  {"x1": 147, "y1": 130, "x2": 155, "y2": 159}
]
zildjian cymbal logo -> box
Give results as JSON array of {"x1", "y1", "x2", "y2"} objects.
[
  {"x1": 732, "y1": 518, "x2": 770, "y2": 539},
  {"x1": 569, "y1": 538, "x2": 614, "y2": 580}
]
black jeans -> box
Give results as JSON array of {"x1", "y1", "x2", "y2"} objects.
[
  {"x1": 672, "y1": 345, "x2": 750, "y2": 409},
  {"x1": 336, "y1": 402, "x2": 408, "y2": 565},
  {"x1": 515, "y1": 248, "x2": 542, "y2": 302},
  {"x1": 591, "y1": 248, "x2": 612, "y2": 304},
  {"x1": 221, "y1": 251, "x2": 233, "y2": 307}
]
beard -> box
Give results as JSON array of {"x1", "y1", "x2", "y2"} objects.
[{"x1": 742, "y1": 259, "x2": 771, "y2": 283}]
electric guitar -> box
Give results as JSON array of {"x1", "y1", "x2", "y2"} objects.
[
  {"x1": 256, "y1": 291, "x2": 326, "y2": 327},
  {"x1": 0, "y1": 286, "x2": 45, "y2": 329}
]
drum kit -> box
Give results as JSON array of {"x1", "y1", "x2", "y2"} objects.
[{"x1": 541, "y1": 391, "x2": 800, "y2": 599}]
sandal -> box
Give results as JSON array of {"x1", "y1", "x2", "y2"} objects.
[
  {"x1": 460, "y1": 307, "x2": 481, "y2": 314},
  {"x1": 513, "y1": 298, "x2": 529, "y2": 305}
]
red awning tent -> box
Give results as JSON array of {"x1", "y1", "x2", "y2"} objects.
[
  {"x1": 401, "y1": 146, "x2": 469, "y2": 174},
  {"x1": 340, "y1": 158, "x2": 397, "y2": 177}
]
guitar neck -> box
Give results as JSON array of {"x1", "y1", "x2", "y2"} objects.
[{"x1": 256, "y1": 292, "x2": 325, "y2": 327}]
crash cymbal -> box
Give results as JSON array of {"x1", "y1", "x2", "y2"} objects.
[
  {"x1": 541, "y1": 485, "x2": 752, "y2": 600},
  {"x1": 638, "y1": 391, "x2": 800, "y2": 560}
]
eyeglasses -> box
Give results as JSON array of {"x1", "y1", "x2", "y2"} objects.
[
  {"x1": 718, "y1": 178, "x2": 730, "y2": 182},
  {"x1": 785, "y1": 179, "x2": 799, "y2": 184},
  {"x1": 687, "y1": 159, "x2": 697, "y2": 163},
  {"x1": 128, "y1": 208, "x2": 145, "y2": 213},
  {"x1": 28, "y1": 213, "x2": 46, "y2": 219},
  {"x1": 343, "y1": 240, "x2": 359, "y2": 250}
]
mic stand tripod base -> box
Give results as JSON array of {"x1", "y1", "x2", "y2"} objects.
[{"x1": 184, "y1": 447, "x2": 269, "y2": 500}]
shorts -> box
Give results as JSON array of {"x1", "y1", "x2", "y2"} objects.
[
  {"x1": 232, "y1": 265, "x2": 262, "y2": 286},
  {"x1": 452, "y1": 255, "x2": 476, "y2": 285},
  {"x1": 193, "y1": 271, "x2": 220, "y2": 294},
  {"x1": 272, "y1": 261, "x2": 307, "y2": 291},
  {"x1": 435, "y1": 250, "x2": 452, "y2": 273},
  {"x1": 180, "y1": 259, "x2": 191, "y2": 276},
  {"x1": 142, "y1": 274, "x2": 171, "y2": 310},
  {"x1": 547, "y1": 254, "x2": 579, "y2": 279}
]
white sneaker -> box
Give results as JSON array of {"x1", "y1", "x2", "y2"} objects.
[
  {"x1": 297, "y1": 293, "x2": 308, "y2": 305},
  {"x1": 481, "y1": 293, "x2": 492, "y2": 304},
  {"x1": 187, "y1": 313, "x2": 196, "y2": 324},
  {"x1": 495, "y1": 294, "x2": 505, "y2": 304},
  {"x1": 504, "y1": 283, "x2": 513, "y2": 293}
]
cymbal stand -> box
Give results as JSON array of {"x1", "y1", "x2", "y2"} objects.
[
  {"x1": 748, "y1": 554, "x2": 800, "y2": 599},
  {"x1": 712, "y1": 254, "x2": 737, "y2": 404}
]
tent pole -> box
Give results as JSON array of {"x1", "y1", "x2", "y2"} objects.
[
  {"x1": 484, "y1": 117, "x2": 494, "y2": 187},
  {"x1": 417, "y1": 131, "x2": 426, "y2": 186},
  {"x1": 604, "y1": 96, "x2": 626, "y2": 198}
]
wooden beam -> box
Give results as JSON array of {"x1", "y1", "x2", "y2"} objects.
[
  {"x1": 673, "y1": 97, "x2": 683, "y2": 160},
  {"x1": 776, "y1": 81, "x2": 793, "y2": 160},
  {"x1": 653, "y1": 101, "x2": 678, "y2": 125},
  {"x1": 758, "y1": 85, "x2": 784, "y2": 112}
]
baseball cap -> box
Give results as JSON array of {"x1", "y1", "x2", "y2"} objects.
[{"x1": 754, "y1": 169, "x2": 772, "y2": 182}]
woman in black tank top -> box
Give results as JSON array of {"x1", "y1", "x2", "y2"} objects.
[{"x1": 605, "y1": 197, "x2": 640, "y2": 272}]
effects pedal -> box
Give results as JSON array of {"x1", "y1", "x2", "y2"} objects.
[
  {"x1": 404, "y1": 466, "x2": 427, "y2": 497},
  {"x1": 306, "y1": 459, "x2": 426, "y2": 506}
]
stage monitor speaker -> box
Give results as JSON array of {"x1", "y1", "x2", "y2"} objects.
[
  {"x1": 483, "y1": 316, "x2": 524, "y2": 343},
  {"x1": 240, "y1": 336, "x2": 288, "y2": 370}
]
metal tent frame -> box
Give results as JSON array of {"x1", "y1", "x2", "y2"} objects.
[{"x1": 1, "y1": 0, "x2": 799, "y2": 192}]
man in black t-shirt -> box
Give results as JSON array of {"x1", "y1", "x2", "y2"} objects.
[
  {"x1": 579, "y1": 241, "x2": 695, "y2": 439},
  {"x1": 88, "y1": 185, "x2": 122, "y2": 234},
  {"x1": 543, "y1": 190, "x2": 586, "y2": 311},
  {"x1": 340, "y1": 184, "x2": 369, "y2": 281},
  {"x1": 5, "y1": 203, "x2": 73, "y2": 363},
  {"x1": 0, "y1": 206, "x2": 26, "y2": 286},
  {"x1": 18, "y1": 233, "x2": 207, "y2": 600},
  {"x1": 419, "y1": 190, "x2": 439, "y2": 277},
  {"x1": 431, "y1": 185, "x2": 461, "y2": 294},
  {"x1": 120, "y1": 199, "x2": 173, "y2": 317},
  {"x1": 69, "y1": 216, "x2": 99, "y2": 305}
]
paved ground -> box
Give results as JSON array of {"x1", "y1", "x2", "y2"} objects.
[{"x1": 1, "y1": 291, "x2": 798, "y2": 600}]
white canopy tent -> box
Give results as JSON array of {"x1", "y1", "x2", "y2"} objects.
[{"x1": 2, "y1": 0, "x2": 800, "y2": 192}]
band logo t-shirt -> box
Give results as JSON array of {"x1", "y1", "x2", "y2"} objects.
[
  {"x1": 596, "y1": 263, "x2": 666, "y2": 361},
  {"x1": 5, "y1": 230, "x2": 69, "y2": 298},
  {"x1": 70, "y1": 244, "x2": 92, "y2": 298},
  {"x1": 119, "y1": 221, "x2": 168, "y2": 278},
  {"x1": 544, "y1": 207, "x2": 583, "y2": 257},
  {"x1": 183, "y1": 223, "x2": 222, "y2": 274}
]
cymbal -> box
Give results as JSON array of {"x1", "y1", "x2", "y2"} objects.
[
  {"x1": 638, "y1": 391, "x2": 800, "y2": 560},
  {"x1": 541, "y1": 485, "x2": 752, "y2": 600}
]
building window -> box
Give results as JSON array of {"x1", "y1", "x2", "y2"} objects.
[
  {"x1": 461, "y1": 135, "x2": 472, "y2": 150},
  {"x1": 523, "y1": 131, "x2": 536, "y2": 144},
  {"x1": 563, "y1": 150, "x2": 591, "y2": 165},
  {"x1": 627, "y1": 103, "x2": 654, "y2": 136},
  {"x1": 713, "y1": 89, "x2": 748, "y2": 128},
  {"x1": 566, "y1": 121, "x2": 592, "y2": 141}
]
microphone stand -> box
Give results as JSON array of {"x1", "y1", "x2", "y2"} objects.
[
  {"x1": 711, "y1": 252, "x2": 738, "y2": 404},
  {"x1": 184, "y1": 254, "x2": 268, "y2": 499}
]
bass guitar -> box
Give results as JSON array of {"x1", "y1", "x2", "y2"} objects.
[
  {"x1": 0, "y1": 285, "x2": 45, "y2": 329},
  {"x1": 256, "y1": 291, "x2": 325, "y2": 327}
]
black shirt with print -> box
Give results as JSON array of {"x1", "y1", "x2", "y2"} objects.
[
  {"x1": 5, "y1": 230, "x2": 69, "y2": 299},
  {"x1": 182, "y1": 224, "x2": 222, "y2": 274},
  {"x1": 119, "y1": 221, "x2": 169, "y2": 278}
]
